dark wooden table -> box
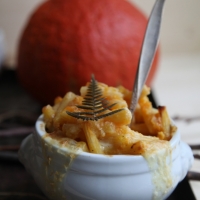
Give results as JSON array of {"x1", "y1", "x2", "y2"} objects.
[{"x1": 0, "y1": 68, "x2": 196, "y2": 200}]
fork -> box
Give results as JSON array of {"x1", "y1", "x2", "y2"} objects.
[{"x1": 130, "y1": 0, "x2": 166, "y2": 126}]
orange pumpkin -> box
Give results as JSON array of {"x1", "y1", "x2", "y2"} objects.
[{"x1": 17, "y1": 0, "x2": 160, "y2": 104}]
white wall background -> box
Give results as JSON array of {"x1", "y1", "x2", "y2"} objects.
[
  {"x1": 133, "y1": 0, "x2": 200, "y2": 55},
  {"x1": 0, "y1": 0, "x2": 200, "y2": 67}
]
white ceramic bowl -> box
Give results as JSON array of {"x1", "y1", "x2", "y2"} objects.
[{"x1": 19, "y1": 115, "x2": 193, "y2": 200}]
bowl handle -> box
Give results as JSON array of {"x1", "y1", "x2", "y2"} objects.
[{"x1": 180, "y1": 141, "x2": 194, "y2": 181}]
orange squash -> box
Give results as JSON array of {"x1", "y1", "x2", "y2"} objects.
[{"x1": 17, "y1": 0, "x2": 160, "y2": 104}]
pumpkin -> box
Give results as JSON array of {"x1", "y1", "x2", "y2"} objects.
[{"x1": 17, "y1": 0, "x2": 160, "y2": 104}]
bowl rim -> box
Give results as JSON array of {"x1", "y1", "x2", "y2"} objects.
[{"x1": 35, "y1": 114, "x2": 180, "y2": 160}]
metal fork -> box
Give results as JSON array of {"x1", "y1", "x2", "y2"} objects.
[{"x1": 130, "y1": 0, "x2": 166, "y2": 126}]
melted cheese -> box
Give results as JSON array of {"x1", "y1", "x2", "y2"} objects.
[{"x1": 144, "y1": 142, "x2": 173, "y2": 200}]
